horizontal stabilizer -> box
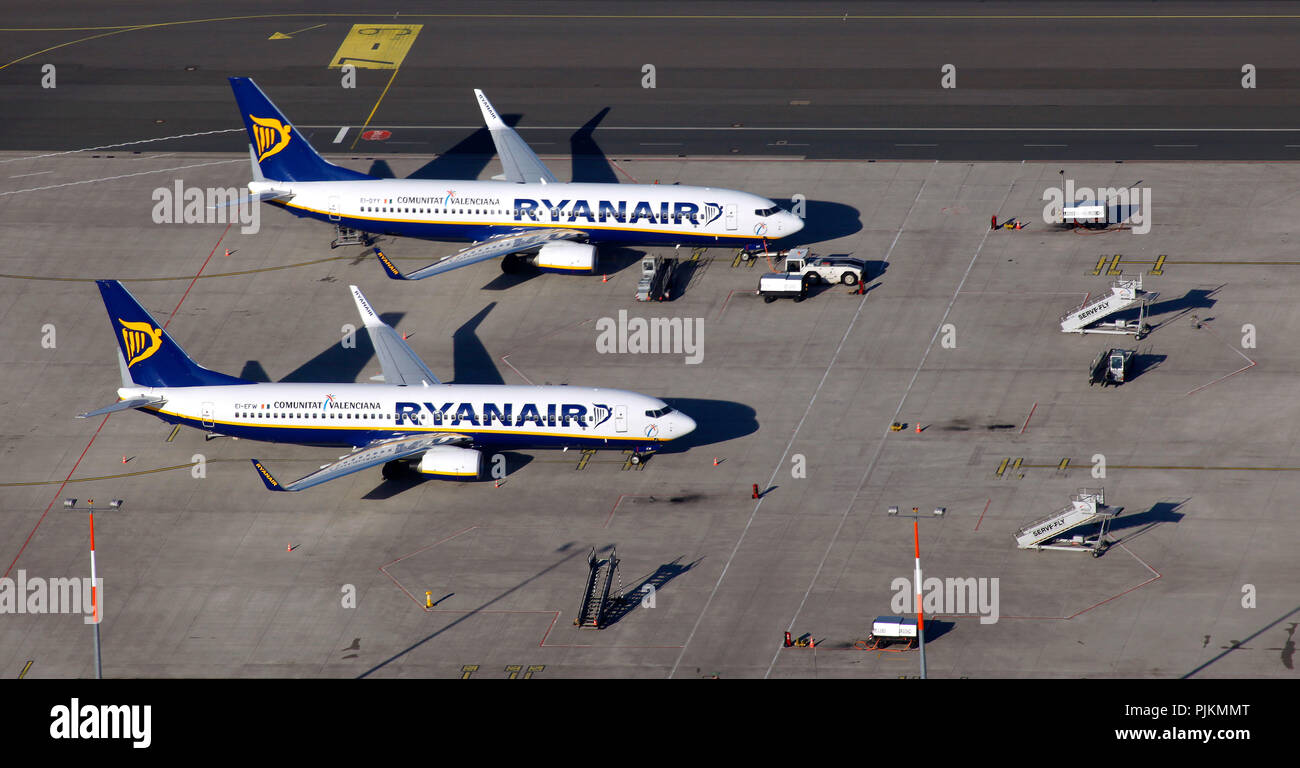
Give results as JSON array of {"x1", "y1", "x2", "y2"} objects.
[{"x1": 77, "y1": 396, "x2": 166, "y2": 419}]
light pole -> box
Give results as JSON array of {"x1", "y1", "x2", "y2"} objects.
[
  {"x1": 64, "y1": 498, "x2": 122, "y2": 680},
  {"x1": 888, "y1": 504, "x2": 945, "y2": 679}
]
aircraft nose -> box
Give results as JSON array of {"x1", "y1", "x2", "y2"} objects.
[
  {"x1": 675, "y1": 412, "x2": 697, "y2": 437},
  {"x1": 786, "y1": 211, "x2": 805, "y2": 234}
]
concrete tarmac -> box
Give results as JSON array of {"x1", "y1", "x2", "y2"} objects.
[{"x1": 0, "y1": 149, "x2": 1297, "y2": 678}]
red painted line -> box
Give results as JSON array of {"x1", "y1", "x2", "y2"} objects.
[
  {"x1": 4, "y1": 415, "x2": 109, "y2": 579},
  {"x1": 1185, "y1": 360, "x2": 1256, "y2": 397},
  {"x1": 1019, "y1": 401, "x2": 1037, "y2": 434},
  {"x1": 1001, "y1": 543, "x2": 1162, "y2": 621},
  {"x1": 607, "y1": 159, "x2": 639, "y2": 183},
  {"x1": 974, "y1": 498, "x2": 991, "y2": 531},
  {"x1": 4, "y1": 225, "x2": 233, "y2": 580},
  {"x1": 165, "y1": 222, "x2": 231, "y2": 328},
  {"x1": 716, "y1": 288, "x2": 742, "y2": 320},
  {"x1": 604, "y1": 493, "x2": 653, "y2": 529},
  {"x1": 499, "y1": 317, "x2": 592, "y2": 385}
]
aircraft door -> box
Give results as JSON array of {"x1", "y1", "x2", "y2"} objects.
[
  {"x1": 328, "y1": 195, "x2": 341, "y2": 221},
  {"x1": 201, "y1": 402, "x2": 214, "y2": 428},
  {"x1": 724, "y1": 204, "x2": 738, "y2": 230},
  {"x1": 614, "y1": 405, "x2": 627, "y2": 433}
]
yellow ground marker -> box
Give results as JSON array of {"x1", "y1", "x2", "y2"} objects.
[
  {"x1": 460, "y1": 665, "x2": 478, "y2": 679},
  {"x1": 329, "y1": 24, "x2": 422, "y2": 69}
]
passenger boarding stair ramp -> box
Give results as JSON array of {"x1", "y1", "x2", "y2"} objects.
[
  {"x1": 1060, "y1": 274, "x2": 1152, "y2": 336},
  {"x1": 576, "y1": 547, "x2": 621, "y2": 629},
  {"x1": 1014, "y1": 488, "x2": 1120, "y2": 555}
]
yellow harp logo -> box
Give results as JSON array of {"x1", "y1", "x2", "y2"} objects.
[
  {"x1": 118, "y1": 319, "x2": 164, "y2": 368},
  {"x1": 249, "y1": 114, "x2": 293, "y2": 162}
]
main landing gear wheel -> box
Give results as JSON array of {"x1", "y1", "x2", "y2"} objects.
[{"x1": 630, "y1": 454, "x2": 641, "y2": 465}]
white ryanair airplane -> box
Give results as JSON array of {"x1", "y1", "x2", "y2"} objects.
[
  {"x1": 230, "y1": 77, "x2": 804, "y2": 280},
  {"x1": 79, "y1": 281, "x2": 696, "y2": 491}
]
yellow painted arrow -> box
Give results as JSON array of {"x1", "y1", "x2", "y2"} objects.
[{"x1": 268, "y1": 23, "x2": 325, "y2": 40}]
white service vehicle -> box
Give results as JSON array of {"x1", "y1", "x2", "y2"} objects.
[
  {"x1": 782, "y1": 247, "x2": 866, "y2": 286},
  {"x1": 864, "y1": 616, "x2": 920, "y2": 649},
  {"x1": 758, "y1": 272, "x2": 811, "y2": 303}
]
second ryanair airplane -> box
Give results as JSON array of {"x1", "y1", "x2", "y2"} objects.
[
  {"x1": 78, "y1": 281, "x2": 696, "y2": 491},
  {"x1": 229, "y1": 77, "x2": 803, "y2": 280}
]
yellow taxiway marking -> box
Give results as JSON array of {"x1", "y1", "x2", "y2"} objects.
[
  {"x1": 166, "y1": 425, "x2": 181, "y2": 442},
  {"x1": 460, "y1": 665, "x2": 478, "y2": 679},
  {"x1": 330, "y1": 24, "x2": 422, "y2": 69},
  {"x1": 524, "y1": 665, "x2": 545, "y2": 679},
  {"x1": 505, "y1": 664, "x2": 522, "y2": 679},
  {"x1": 18, "y1": 661, "x2": 33, "y2": 679},
  {"x1": 995, "y1": 457, "x2": 1009, "y2": 478},
  {"x1": 1057, "y1": 458, "x2": 1070, "y2": 471},
  {"x1": 576, "y1": 449, "x2": 595, "y2": 470}
]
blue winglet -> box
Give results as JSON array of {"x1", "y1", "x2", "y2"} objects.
[
  {"x1": 251, "y1": 459, "x2": 287, "y2": 491},
  {"x1": 375, "y1": 248, "x2": 408, "y2": 280}
]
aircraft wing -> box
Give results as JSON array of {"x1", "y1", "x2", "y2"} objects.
[
  {"x1": 475, "y1": 89, "x2": 558, "y2": 184},
  {"x1": 374, "y1": 228, "x2": 583, "y2": 280},
  {"x1": 349, "y1": 284, "x2": 441, "y2": 386},
  {"x1": 251, "y1": 433, "x2": 470, "y2": 492},
  {"x1": 76, "y1": 396, "x2": 166, "y2": 419}
]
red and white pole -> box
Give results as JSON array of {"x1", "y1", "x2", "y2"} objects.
[
  {"x1": 89, "y1": 504, "x2": 102, "y2": 679},
  {"x1": 914, "y1": 520, "x2": 927, "y2": 679}
]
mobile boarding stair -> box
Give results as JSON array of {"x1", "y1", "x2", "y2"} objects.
[
  {"x1": 576, "y1": 547, "x2": 621, "y2": 628},
  {"x1": 1060, "y1": 274, "x2": 1153, "y2": 337},
  {"x1": 1013, "y1": 488, "x2": 1121, "y2": 556}
]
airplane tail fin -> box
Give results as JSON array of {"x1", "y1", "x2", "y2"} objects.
[
  {"x1": 228, "y1": 77, "x2": 373, "y2": 183},
  {"x1": 96, "y1": 280, "x2": 251, "y2": 388}
]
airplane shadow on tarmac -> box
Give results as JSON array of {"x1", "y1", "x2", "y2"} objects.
[
  {"x1": 654, "y1": 398, "x2": 760, "y2": 454},
  {"x1": 770, "y1": 199, "x2": 863, "y2": 247},
  {"x1": 239, "y1": 312, "x2": 406, "y2": 384}
]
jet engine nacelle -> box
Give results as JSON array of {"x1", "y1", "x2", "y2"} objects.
[
  {"x1": 534, "y1": 241, "x2": 597, "y2": 274},
  {"x1": 416, "y1": 445, "x2": 482, "y2": 478}
]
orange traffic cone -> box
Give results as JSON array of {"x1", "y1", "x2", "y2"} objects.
[
  {"x1": 121, "y1": 455, "x2": 128, "y2": 464},
  {"x1": 713, "y1": 457, "x2": 720, "y2": 466},
  {"x1": 286, "y1": 543, "x2": 292, "y2": 552},
  {"x1": 494, "y1": 479, "x2": 501, "y2": 488},
  {"x1": 224, "y1": 248, "x2": 230, "y2": 257},
  {"x1": 915, "y1": 423, "x2": 923, "y2": 433},
  {"x1": 602, "y1": 274, "x2": 608, "y2": 283}
]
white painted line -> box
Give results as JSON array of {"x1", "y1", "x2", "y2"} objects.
[
  {"x1": 8, "y1": 171, "x2": 52, "y2": 178},
  {"x1": 332, "y1": 126, "x2": 349, "y2": 144},
  {"x1": 0, "y1": 128, "x2": 244, "y2": 165},
  {"x1": 0, "y1": 159, "x2": 242, "y2": 197}
]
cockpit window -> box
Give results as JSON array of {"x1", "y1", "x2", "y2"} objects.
[
  {"x1": 754, "y1": 205, "x2": 781, "y2": 217},
  {"x1": 644, "y1": 406, "x2": 675, "y2": 418}
]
